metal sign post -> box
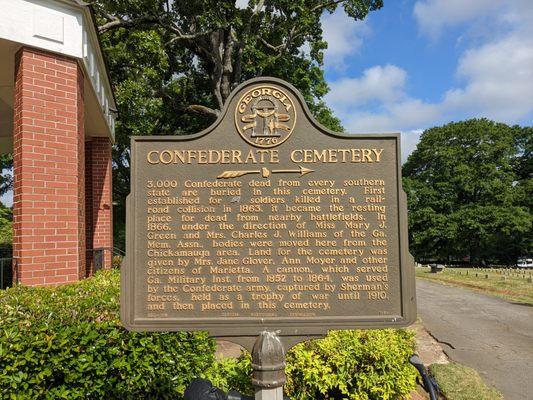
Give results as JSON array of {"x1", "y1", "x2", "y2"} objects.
[{"x1": 251, "y1": 331, "x2": 286, "y2": 400}]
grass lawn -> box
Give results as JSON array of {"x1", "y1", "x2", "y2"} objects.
[
  {"x1": 416, "y1": 267, "x2": 533, "y2": 305},
  {"x1": 430, "y1": 363, "x2": 503, "y2": 400}
]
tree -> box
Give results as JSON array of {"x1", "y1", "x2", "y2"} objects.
[
  {"x1": 94, "y1": 0, "x2": 381, "y2": 120},
  {"x1": 89, "y1": 0, "x2": 384, "y2": 247},
  {"x1": 0, "y1": 154, "x2": 12, "y2": 196},
  {"x1": 0, "y1": 155, "x2": 13, "y2": 249},
  {"x1": 0, "y1": 202, "x2": 12, "y2": 246},
  {"x1": 403, "y1": 119, "x2": 532, "y2": 265}
]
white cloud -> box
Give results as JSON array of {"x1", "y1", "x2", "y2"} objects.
[
  {"x1": 342, "y1": 112, "x2": 396, "y2": 132},
  {"x1": 235, "y1": 0, "x2": 249, "y2": 10},
  {"x1": 326, "y1": 65, "x2": 406, "y2": 111},
  {"x1": 390, "y1": 100, "x2": 443, "y2": 129},
  {"x1": 499, "y1": 0, "x2": 533, "y2": 28},
  {"x1": 326, "y1": 64, "x2": 442, "y2": 134},
  {"x1": 322, "y1": 10, "x2": 369, "y2": 70},
  {"x1": 443, "y1": 33, "x2": 533, "y2": 121},
  {"x1": 341, "y1": 98, "x2": 442, "y2": 134},
  {"x1": 414, "y1": 0, "x2": 533, "y2": 39},
  {"x1": 413, "y1": 0, "x2": 506, "y2": 39}
]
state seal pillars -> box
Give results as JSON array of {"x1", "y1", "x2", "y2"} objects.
[{"x1": 251, "y1": 331, "x2": 286, "y2": 400}]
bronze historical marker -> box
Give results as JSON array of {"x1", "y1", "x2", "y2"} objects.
[{"x1": 121, "y1": 78, "x2": 416, "y2": 342}]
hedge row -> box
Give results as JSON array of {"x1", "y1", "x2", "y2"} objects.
[
  {"x1": 0, "y1": 270, "x2": 214, "y2": 399},
  {"x1": 0, "y1": 270, "x2": 416, "y2": 399}
]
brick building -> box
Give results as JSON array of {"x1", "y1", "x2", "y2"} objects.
[{"x1": 0, "y1": 0, "x2": 115, "y2": 286}]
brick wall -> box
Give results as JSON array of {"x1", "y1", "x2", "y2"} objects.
[{"x1": 12, "y1": 47, "x2": 85, "y2": 286}]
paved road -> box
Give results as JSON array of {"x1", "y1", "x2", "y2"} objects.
[{"x1": 417, "y1": 279, "x2": 533, "y2": 400}]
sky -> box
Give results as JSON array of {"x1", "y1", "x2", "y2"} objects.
[
  {"x1": 321, "y1": 0, "x2": 533, "y2": 161},
  {"x1": 2, "y1": 0, "x2": 533, "y2": 206}
]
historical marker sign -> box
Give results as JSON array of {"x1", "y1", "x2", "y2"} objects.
[{"x1": 121, "y1": 78, "x2": 416, "y2": 339}]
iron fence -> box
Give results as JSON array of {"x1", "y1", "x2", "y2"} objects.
[
  {"x1": 0, "y1": 258, "x2": 14, "y2": 289},
  {"x1": 0, "y1": 244, "x2": 13, "y2": 289},
  {"x1": 86, "y1": 247, "x2": 125, "y2": 273}
]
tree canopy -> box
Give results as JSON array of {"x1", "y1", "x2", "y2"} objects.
[
  {"x1": 0, "y1": 154, "x2": 12, "y2": 197},
  {"x1": 89, "y1": 0, "x2": 383, "y2": 246},
  {"x1": 403, "y1": 119, "x2": 532, "y2": 265},
  {"x1": 0, "y1": 202, "x2": 12, "y2": 246}
]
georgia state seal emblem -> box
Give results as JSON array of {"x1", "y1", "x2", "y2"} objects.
[{"x1": 235, "y1": 85, "x2": 296, "y2": 148}]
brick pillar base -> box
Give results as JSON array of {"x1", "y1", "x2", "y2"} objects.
[
  {"x1": 13, "y1": 47, "x2": 85, "y2": 286},
  {"x1": 85, "y1": 137, "x2": 113, "y2": 275}
]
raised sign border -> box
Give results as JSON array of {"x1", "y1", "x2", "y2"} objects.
[{"x1": 121, "y1": 77, "x2": 416, "y2": 342}]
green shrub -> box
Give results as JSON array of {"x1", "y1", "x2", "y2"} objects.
[
  {"x1": 208, "y1": 329, "x2": 417, "y2": 400},
  {"x1": 0, "y1": 270, "x2": 215, "y2": 399},
  {"x1": 205, "y1": 354, "x2": 253, "y2": 396},
  {"x1": 285, "y1": 329, "x2": 417, "y2": 399}
]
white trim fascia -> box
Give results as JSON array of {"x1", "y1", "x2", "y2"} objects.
[{"x1": 0, "y1": 0, "x2": 116, "y2": 141}]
